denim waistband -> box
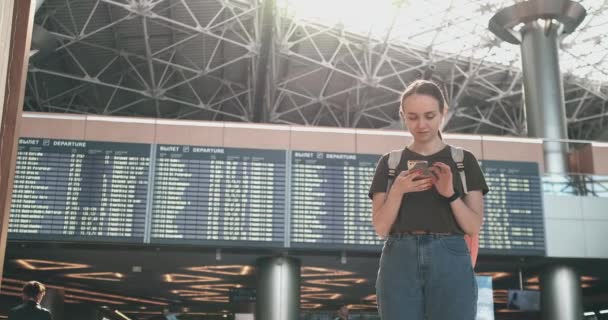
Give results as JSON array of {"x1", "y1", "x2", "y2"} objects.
[{"x1": 387, "y1": 231, "x2": 461, "y2": 240}]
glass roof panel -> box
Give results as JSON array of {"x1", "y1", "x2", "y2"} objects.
[{"x1": 280, "y1": 0, "x2": 608, "y2": 83}]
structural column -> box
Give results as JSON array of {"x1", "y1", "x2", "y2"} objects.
[
  {"x1": 0, "y1": 0, "x2": 35, "y2": 289},
  {"x1": 489, "y1": 0, "x2": 586, "y2": 174},
  {"x1": 520, "y1": 20, "x2": 569, "y2": 174},
  {"x1": 489, "y1": 1, "x2": 586, "y2": 319},
  {"x1": 255, "y1": 256, "x2": 300, "y2": 320},
  {"x1": 540, "y1": 265, "x2": 583, "y2": 320}
]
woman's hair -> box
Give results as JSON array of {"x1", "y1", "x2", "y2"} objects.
[
  {"x1": 400, "y1": 80, "x2": 447, "y2": 114},
  {"x1": 400, "y1": 80, "x2": 447, "y2": 139}
]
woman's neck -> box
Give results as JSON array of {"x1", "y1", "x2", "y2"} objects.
[{"x1": 408, "y1": 137, "x2": 445, "y2": 156}]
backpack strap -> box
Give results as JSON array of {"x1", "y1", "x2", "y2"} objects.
[
  {"x1": 386, "y1": 149, "x2": 404, "y2": 194},
  {"x1": 450, "y1": 145, "x2": 480, "y2": 267},
  {"x1": 450, "y1": 146, "x2": 468, "y2": 194}
]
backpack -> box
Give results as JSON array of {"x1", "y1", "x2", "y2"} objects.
[{"x1": 386, "y1": 145, "x2": 479, "y2": 267}]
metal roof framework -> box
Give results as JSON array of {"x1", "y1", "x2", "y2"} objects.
[{"x1": 25, "y1": 0, "x2": 608, "y2": 140}]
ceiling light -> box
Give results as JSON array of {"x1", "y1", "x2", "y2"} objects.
[
  {"x1": 301, "y1": 293, "x2": 341, "y2": 300},
  {"x1": 527, "y1": 275, "x2": 597, "y2": 284},
  {"x1": 114, "y1": 310, "x2": 132, "y2": 320},
  {"x1": 64, "y1": 272, "x2": 124, "y2": 282},
  {"x1": 346, "y1": 304, "x2": 377, "y2": 310},
  {"x1": 187, "y1": 265, "x2": 254, "y2": 276},
  {"x1": 581, "y1": 276, "x2": 598, "y2": 282},
  {"x1": 163, "y1": 273, "x2": 221, "y2": 283},
  {"x1": 191, "y1": 296, "x2": 229, "y2": 303},
  {"x1": 120, "y1": 311, "x2": 224, "y2": 316},
  {"x1": 305, "y1": 278, "x2": 366, "y2": 287},
  {"x1": 476, "y1": 272, "x2": 511, "y2": 280},
  {"x1": 3, "y1": 278, "x2": 166, "y2": 306},
  {"x1": 301, "y1": 266, "x2": 354, "y2": 277},
  {"x1": 300, "y1": 286, "x2": 327, "y2": 293},
  {"x1": 190, "y1": 284, "x2": 242, "y2": 292},
  {"x1": 64, "y1": 294, "x2": 125, "y2": 305},
  {"x1": 525, "y1": 276, "x2": 539, "y2": 284},
  {"x1": 14, "y1": 259, "x2": 89, "y2": 271},
  {"x1": 170, "y1": 290, "x2": 222, "y2": 298}
]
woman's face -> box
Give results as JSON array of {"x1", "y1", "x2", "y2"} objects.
[{"x1": 400, "y1": 94, "x2": 444, "y2": 142}]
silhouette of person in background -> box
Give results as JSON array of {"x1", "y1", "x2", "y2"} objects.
[
  {"x1": 333, "y1": 305, "x2": 350, "y2": 320},
  {"x1": 9, "y1": 281, "x2": 53, "y2": 320}
]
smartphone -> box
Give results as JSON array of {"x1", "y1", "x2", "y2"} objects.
[{"x1": 407, "y1": 160, "x2": 431, "y2": 177}]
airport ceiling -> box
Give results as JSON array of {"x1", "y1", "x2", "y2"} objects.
[
  {"x1": 24, "y1": 0, "x2": 608, "y2": 140},
  {"x1": 2, "y1": 242, "x2": 608, "y2": 319}
]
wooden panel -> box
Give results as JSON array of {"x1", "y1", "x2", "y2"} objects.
[
  {"x1": 155, "y1": 119, "x2": 223, "y2": 147},
  {"x1": 568, "y1": 144, "x2": 594, "y2": 174},
  {"x1": 355, "y1": 129, "x2": 411, "y2": 155},
  {"x1": 20, "y1": 113, "x2": 86, "y2": 139},
  {"x1": 289, "y1": 126, "x2": 356, "y2": 153},
  {"x1": 481, "y1": 136, "x2": 544, "y2": 171},
  {"x1": 224, "y1": 123, "x2": 290, "y2": 150},
  {"x1": 443, "y1": 134, "x2": 483, "y2": 159},
  {"x1": 84, "y1": 116, "x2": 156, "y2": 143},
  {"x1": 591, "y1": 143, "x2": 608, "y2": 175}
]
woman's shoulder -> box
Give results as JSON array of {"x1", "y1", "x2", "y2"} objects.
[
  {"x1": 379, "y1": 149, "x2": 403, "y2": 163},
  {"x1": 448, "y1": 145, "x2": 479, "y2": 161},
  {"x1": 462, "y1": 148, "x2": 481, "y2": 163}
]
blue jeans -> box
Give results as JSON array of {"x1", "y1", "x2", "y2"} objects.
[{"x1": 376, "y1": 234, "x2": 478, "y2": 320}]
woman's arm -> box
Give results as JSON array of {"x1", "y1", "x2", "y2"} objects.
[
  {"x1": 430, "y1": 162, "x2": 484, "y2": 236},
  {"x1": 449, "y1": 190, "x2": 484, "y2": 236}
]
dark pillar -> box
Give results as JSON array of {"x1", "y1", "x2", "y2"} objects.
[
  {"x1": 540, "y1": 265, "x2": 583, "y2": 320},
  {"x1": 255, "y1": 256, "x2": 300, "y2": 320}
]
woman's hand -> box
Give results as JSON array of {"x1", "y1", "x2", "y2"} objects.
[
  {"x1": 392, "y1": 169, "x2": 434, "y2": 195},
  {"x1": 429, "y1": 162, "x2": 455, "y2": 197}
]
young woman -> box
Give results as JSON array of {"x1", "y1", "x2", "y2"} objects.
[{"x1": 368, "y1": 80, "x2": 489, "y2": 320}]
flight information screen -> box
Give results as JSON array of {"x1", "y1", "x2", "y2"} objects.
[
  {"x1": 150, "y1": 145, "x2": 286, "y2": 246},
  {"x1": 479, "y1": 160, "x2": 545, "y2": 256},
  {"x1": 8, "y1": 138, "x2": 546, "y2": 256},
  {"x1": 9, "y1": 138, "x2": 149, "y2": 242},
  {"x1": 289, "y1": 151, "x2": 382, "y2": 249}
]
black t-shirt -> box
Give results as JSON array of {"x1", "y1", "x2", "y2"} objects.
[{"x1": 368, "y1": 145, "x2": 489, "y2": 235}]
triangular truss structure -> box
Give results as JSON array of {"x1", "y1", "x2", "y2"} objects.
[{"x1": 25, "y1": 0, "x2": 608, "y2": 140}]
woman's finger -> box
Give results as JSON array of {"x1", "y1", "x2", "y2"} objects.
[
  {"x1": 405, "y1": 170, "x2": 423, "y2": 180},
  {"x1": 418, "y1": 182, "x2": 433, "y2": 191},
  {"x1": 432, "y1": 162, "x2": 451, "y2": 171},
  {"x1": 413, "y1": 178, "x2": 432, "y2": 187},
  {"x1": 428, "y1": 166, "x2": 445, "y2": 179}
]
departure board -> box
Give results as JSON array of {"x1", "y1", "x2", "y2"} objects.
[
  {"x1": 290, "y1": 151, "x2": 382, "y2": 249},
  {"x1": 150, "y1": 145, "x2": 286, "y2": 246},
  {"x1": 9, "y1": 138, "x2": 149, "y2": 242},
  {"x1": 479, "y1": 160, "x2": 545, "y2": 256}
]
